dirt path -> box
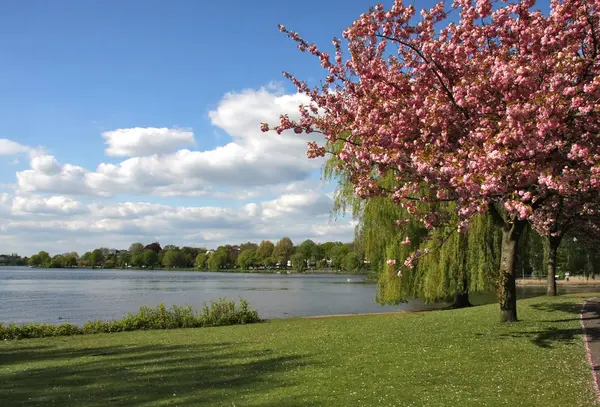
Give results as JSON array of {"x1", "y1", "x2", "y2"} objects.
[{"x1": 580, "y1": 299, "x2": 600, "y2": 403}]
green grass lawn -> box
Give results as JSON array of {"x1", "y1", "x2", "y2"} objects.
[{"x1": 1, "y1": 294, "x2": 598, "y2": 407}]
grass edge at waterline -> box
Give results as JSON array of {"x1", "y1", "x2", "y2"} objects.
[{"x1": 0, "y1": 298, "x2": 260, "y2": 340}]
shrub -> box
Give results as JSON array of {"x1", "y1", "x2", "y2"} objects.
[{"x1": 1, "y1": 298, "x2": 260, "y2": 340}]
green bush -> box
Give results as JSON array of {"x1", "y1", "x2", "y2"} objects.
[{"x1": 1, "y1": 298, "x2": 260, "y2": 340}]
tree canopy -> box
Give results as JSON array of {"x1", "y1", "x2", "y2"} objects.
[{"x1": 265, "y1": 0, "x2": 600, "y2": 322}]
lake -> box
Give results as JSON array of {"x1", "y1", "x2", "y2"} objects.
[{"x1": 1, "y1": 267, "x2": 597, "y2": 325}]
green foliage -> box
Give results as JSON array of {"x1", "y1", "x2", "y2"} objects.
[
  {"x1": 0, "y1": 253, "x2": 27, "y2": 266},
  {"x1": 28, "y1": 251, "x2": 51, "y2": 267},
  {"x1": 319, "y1": 241, "x2": 343, "y2": 260},
  {"x1": 64, "y1": 253, "x2": 78, "y2": 267},
  {"x1": 273, "y1": 237, "x2": 294, "y2": 265},
  {"x1": 403, "y1": 213, "x2": 501, "y2": 305},
  {"x1": 296, "y1": 239, "x2": 322, "y2": 266},
  {"x1": 263, "y1": 256, "x2": 277, "y2": 268},
  {"x1": 375, "y1": 206, "x2": 501, "y2": 305},
  {"x1": 330, "y1": 244, "x2": 351, "y2": 269},
  {"x1": 131, "y1": 252, "x2": 144, "y2": 267},
  {"x1": 239, "y1": 242, "x2": 258, "y2": 253},
  {"x1": 129, "y1": 243, "x2": 144, "y2": 255},
  {"x1": 50, "y1": 255, "x2": 65, "y2": 268},
  {"x1": 195, "y1": 253, "x2": 208, "y2": 269},
  {"x1": 237, "y1": 249, "x2": 258, "y2": 270},
  {"x1": 142, "y1": 250, "x2": 158, "y2": 268},
  {"x1": 556, "y1": 236, "x2": 599, "y2": 276},
  {"x1": 162, "y1": 248, "x2": 185, "y2": 268},
  {"x1": 342, "y1": 251, "x2": 362, "y2": 272},
  {"x1": 27, "y1": 236, "x2": 374, "y2": 273},
  {"x1": 27, "y1": 255, "x2": 39, "y2": 267},
  {"x1": 256, "y1": 240, "x2": 275, "y2": 262},
  {"x1": 0, "y1": 299, "x2": 260, "y2": 340},
  {"x1": 90, "y1": 249, "x2": 104, "y2": 268},
  {"x1": 118, "y1": 251, "x2": 131, "y2": 268},
  {"x1": 208, "y1": 249, "x2": 228, "y2": 271},
  {"x1": 291, "y1": 252, "x2": 307, "y2": 273}
]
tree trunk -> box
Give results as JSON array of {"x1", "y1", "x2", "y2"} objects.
[
  {"x1": 453, "y1": 291, "x2": 472, "y2": 308},
  {"x1": 585, "y1": 254, "x2": 594, "y2": 280},
  {"x1": 546, "y1": 236, "x2": 561, "y2": 296},
  {"x1": 453, "y1": 273, "x2": 472, "y2": 308},
  {"x1": 499, "y1": 219, "x2": 527, "y2": 323}
]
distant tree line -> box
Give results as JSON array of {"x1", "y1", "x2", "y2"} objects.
[
  {"x1": 25, "y1": 238, "x2": 369, "y2": 273},
  {"x1": 0, "y1": 254, "x2": 28, "y2": 266}
]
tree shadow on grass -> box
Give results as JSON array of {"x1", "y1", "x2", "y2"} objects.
[
  {"x1": 1, "y1": 341, "x2": 319, "y2": 407},
  {"x1": 531, "y1": 301, "x2": 586, "y2": 315},
  {"x1": 474, "y1": 300, "x2": 600, "y2": 349},
  {"x1": 495, "y1": 326, "x2": 598, "y2": 349}
]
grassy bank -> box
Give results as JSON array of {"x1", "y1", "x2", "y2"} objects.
[
  {"x1": 518, "y1": 278, "x2": 600, "y2": 286},
  {"x1": 1, "y1": 295, "x2": 598, "y2": 407},
  {"x1": 0, "y1": 299, "x2": 260, "y2": 340}
]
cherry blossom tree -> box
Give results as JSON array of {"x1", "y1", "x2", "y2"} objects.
[{"x1": 263, "y1": 0, "x2": 600, "y2": 321}]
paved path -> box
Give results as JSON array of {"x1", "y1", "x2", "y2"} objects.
[{"x1": 580, "y1": 299, "x2": 600, "y2": 402}]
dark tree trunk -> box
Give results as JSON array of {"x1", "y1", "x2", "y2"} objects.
[
  {"x1": 453, "y1": 272, "x2": 472, "y2": 308},
  {"x1": 499, "y1": 219, "x2": 527, "y2": 323},
  {"x1": 546, "y1": 236, "x2": 562, "y2": 297},
  {"x1": 585, "y1": 254, "x2": 595, "y2": 280},
  {"x1": 453, "y1": 291, "x2": 472, "y2": 308}
]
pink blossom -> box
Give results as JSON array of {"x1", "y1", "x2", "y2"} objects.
[
  {"x1": 386, "y1": 259, "x2": 396, "y2": 265},
  {"x1": 265, "y1": 0, "x2": 600, "y2": 259}
]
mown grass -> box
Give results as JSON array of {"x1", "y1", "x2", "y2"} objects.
[{"x1": 1, "y1": 294, "x2": 598, "y2": 407}]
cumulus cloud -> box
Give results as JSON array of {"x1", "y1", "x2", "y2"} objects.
[
  {"x1": 103, "y1": 127, "x2": 195, "y2": 157},
  {"x1": 0, "y1": 139, "x2": 31, "y2": 155},
  {"x1": 0, "y1": 188, "x2": 352, "y2": 255},
  {"x1": 12, "y1": 195, "x2": 86, "y2": 216},
  {"x1": 15, "y1": 87, "x2": 324, "y2": 198},
  {"x1": 17, "y1": 155, "x2": 92, "y2": 195},
  {"x1": 1, "y1": 85, "x2": 352, "y2": 256}
]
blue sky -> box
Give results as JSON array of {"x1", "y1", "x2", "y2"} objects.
[
  {"x1": 0, "y1": 1, "x2": 552, "y2": 255},
  {"x1": 0, "y1": 0, "x2": 390, "y2": 165},
  {"x1": 2, "y1": 0, "x2": 414, "y2": 255}
]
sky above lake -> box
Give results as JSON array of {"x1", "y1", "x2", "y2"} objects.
[{"x1": 0, "y1": 0, "x2": 551, "y2": 256}]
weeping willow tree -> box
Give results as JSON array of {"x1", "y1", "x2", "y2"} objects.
[
  {"x1": 363, "y1": 199, "x2": 501, "y2": 307},
  {"x1": 322, "y1": 138, "x2": 502, "y2": 308}
]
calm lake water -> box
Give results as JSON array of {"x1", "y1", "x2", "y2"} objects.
[{"x1": 0, "y1": 267, "x2": 597, "y2": 325}]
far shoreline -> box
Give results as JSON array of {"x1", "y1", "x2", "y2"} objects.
[
  {"x1": 517, "y1": 278, "x2": 600, "y2": 286},
  {"x1": 7, "y1": 265, "x2": 373, "y2": 278}
]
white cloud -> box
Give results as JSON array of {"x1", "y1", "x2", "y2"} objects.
[
  {"x1": 0, "y1": 187, "x2": 352, "y2": 255},
  {"x1": 15, "y1": 87, "x2": 324, "y2": 198},
  {"x1": 12, "y1": 195, "x2": 86, "y2": 216},
  {"x1": 0, "y1": 139, "x2": 30, "y2": 155},
  {"x1": 103, "y1": 127, "x2": 195, "y2": 157},
  {"x1": 17, "y1": 155, "x2": 92, "y2": 195},
  {"x1": 0, "y1": 85, "x2": 354, "y2": 256}
]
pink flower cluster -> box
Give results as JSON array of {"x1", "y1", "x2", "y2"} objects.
[{"x1": 266, "y1": 0, "x2": 600, "y2": 268}]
